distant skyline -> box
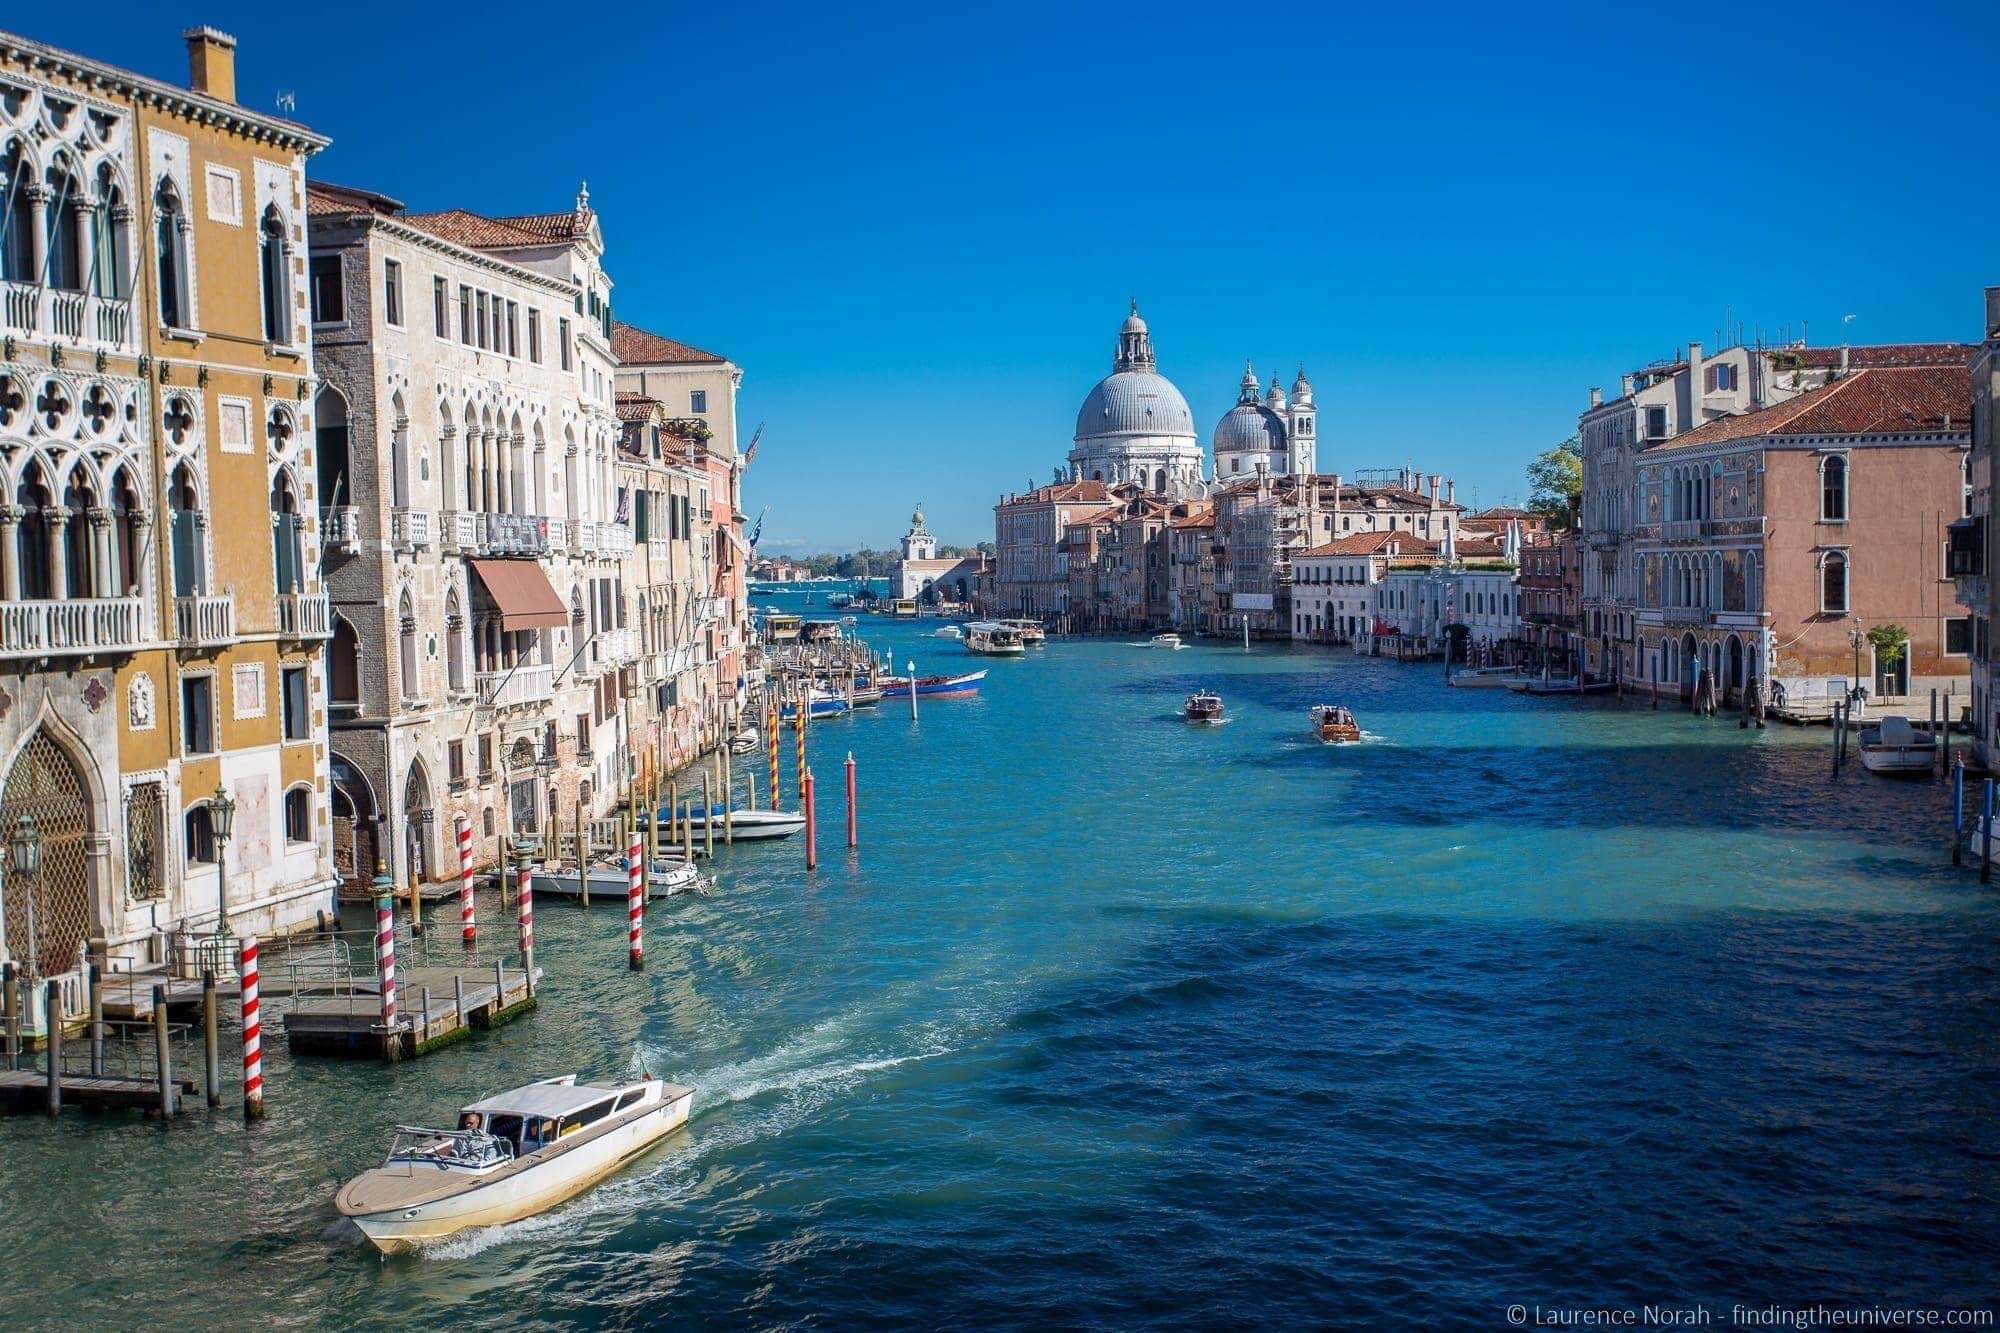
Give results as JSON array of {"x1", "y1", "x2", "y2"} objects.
[{"x1": 36, "y1": 3, "x2": 2000, "y2": 549}]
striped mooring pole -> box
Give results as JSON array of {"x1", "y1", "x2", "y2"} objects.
[
  {"x1": 804, "y1": 768, "x2": 818, "y2": 871},
  {"x1": 240, "y1": 936, "x2": 264, "y2": 1120},
  {"x1": 455, "y1": 812, "x2": 476, "y2": 951},
  {"x1": 793, "y1": 696, "x2": 807, "y2": 803},
  {"x1": 767, "y1": 690, "x2": 781, "y2": 809},
  {"x1": 627, "y1": 826, "x2": 645, "y2": 971},
  {"x1": 375, "y1": 893, "x2": 398, "y2": 1030},
  {"x1": 516, "y1": 855, "x2": 535, "y2": 993}
]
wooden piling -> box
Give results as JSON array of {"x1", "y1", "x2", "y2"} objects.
[
  {"x1": 723, "y1": 743, "x2": 734, "y2": 846},
  {"x1": 703, "y1": 771, "x2": 715, "y2": 857},
  {"x1": 45, "y1": 979, "x2": 61, "y2": 1117},
  {"x1": 202, "y1": 969, "x2": 220, "y2": 1107},
  {"x1": 1952, "y1": 756, "x2": 1966, "y2": 866},
  {"x1": 627, "y1": 825, "x2": 644, "y2": 971},
  {"x1": 575, "y1": 798, "x2": 589, "y2": 909},
  {"x1": 804, "y1": 768, "x2": 818, "y2": 871},
  {"x1": 845, "y1": 752, "x2": 858, "y2": 848},
  {"x1": 455, "y1": 812, "x2": 476, "y2": 952},
  {"x1": 153, "y1": 984, "x2": 173, "y2": 1118},
  {"x1": 516, "y1": 858, "x2": 534, "y2": 993},
  {"x1": 1982, "y1": 778, "x2": 1994, "y2": 885},
  {"x1": 409, "y1": 864, "x2": 424, "y2": 937},
  {"x1": 2, "y1": 961, "x2": 16, "y2": 1072},
  {"x1": 454, "y1": 973, "x2": 466, "y2": 1025},
  {"x1": 88, "y1": 963, "x2": 103, "y2": 1077}
]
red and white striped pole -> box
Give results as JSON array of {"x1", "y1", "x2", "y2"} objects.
[
  {"x1": 239, "y1": 935, "x2": 264, "y2": 1120},
  {"x1": 626, "y1": 826, "x2": 644, "y2": 971},
  {"x1": 375, "y1": 893, "x2": 397, "y2": 1032},
  {"x1": 516, "y1": 854, "x2": 535, "y2": 994},
  {"x1": 454, "y1": 813, "x2": 476, "y2": 951},
  {"x1": 804, "y1": 768, "x2": 818, "y2": 870},
  {"x1": 844, "y1": 752, "x2": 857, "y2": 849}
]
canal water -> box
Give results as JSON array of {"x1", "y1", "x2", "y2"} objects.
[{"x1": 4, "y1": 603, "x2": 1997, "y2": 1327}]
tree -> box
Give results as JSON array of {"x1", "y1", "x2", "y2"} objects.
[
  {"x1": 1527, "y1": 436, "x2": 1582, "y2": 528},
  {"x1": 1866, "y1": 624, "x2": 1909, "y2": 668}
]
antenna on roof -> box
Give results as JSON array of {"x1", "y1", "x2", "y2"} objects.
[{"x1": 276, "y1": 92, "x2": 296, "y2": 113}]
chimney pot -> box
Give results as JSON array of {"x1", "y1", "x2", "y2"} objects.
[
  {"x1": 1588, "y1": 386, "x2": 1602, "y2": 408},
  {"x1": 1620, "y1": 373, "x2": 1634, "y2": 397},
  {"x1": 182, "y1": 26, "x2": 238, "y2": 103}
]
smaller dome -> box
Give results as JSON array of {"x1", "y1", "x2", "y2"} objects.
[
  {"x1": 1122, "y1": 299, "x2": 1147, "y2": 335},
  {"x1": 1213, "y1": 400, "x2": 1288, "y2": 458},
  {"x1": 911, "y1": 506, "x2": 925, "y2": 527},
  {"x1": 1291, "y1": 366, "x2": 1312, "y2": 403},
  {"x1": 1265, "y1": 373, "x2": 1286, "y2": 410}
]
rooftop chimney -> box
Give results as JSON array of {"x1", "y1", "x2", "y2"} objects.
[
  {"x1": 1428, "y1": 475, "x2": 1439, "y2": 506},
  {"x1": 183, "y1": 26, "x2": 238, "y2": 102},
  {"x1": 1620, "y1": 373, "x2": 1634, "y2": 397},
  {"x1": 1446, "y1": 479, "x2": 1455, "y2": 505},
  {"x1": 1589, "y1": 386, "x2": 1602, "y2": 409},
  {"x1": 1839, "y1": 344, "x2": 1850, "y2": 375},
  {"x1": 1986, "y1": 285, "x2": 2000, "y2": 339}
]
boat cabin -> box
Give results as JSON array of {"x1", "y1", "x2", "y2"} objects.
[
  {"x1": 455, "y1": 1080, "x2": 649, "y2": 1159},
  {"x1": 889, "y1": 599, "x2": 919, "y2": 618},
  {"x1": 764, "y1": 613, "x2": 802, "y2": 643}
]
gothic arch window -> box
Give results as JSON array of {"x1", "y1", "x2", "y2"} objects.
[
  {"x1": 444, "y1": 588, "x2": 468, "y2": 694},
  {"x1": 398, "y1": 592, "x2": 419, "y2": 699},
  {"x1": 16, "y1": 460, "x2": 53, "y2": 600},
  {"x1": 184, "y1": 801, "x2": 215, "y2": 864},
  {"x1": 111, "y1": 466, "x2": 143, "y2": 595},
  {"x1": 315, "y1": 387, "x2": 350, "y2": 508},
  {"x1": 271, "y1": 470, "x2": 304, "y2": 594},
  {"x1": 43, "y1": 159, "x2": 83, "y2": 291},
  {"x1": 61, "y1": 471, "x2": 97, "y2": 597},
  {"x1": 1820, "y1": 550, "x2": 1849, "y2": 614},
  {"x1": 168, "y1": 463, "x2": 204, "y2": 597},
  {"x1": 90, "y1": 165, "x2": 129, "y2": 300},
  {"x1": 259, "y1": 204, "x2": 290, "y2": 343},
  {"x1": 155, "y1": 176, "x2": 192, "y2": 328},
  {"x1": 327, "y1": 614, "x2": 360, "y2": 707},
  {"x1": 387, "y1": 391, "x2": 411, "y2": 509},
  {"x1": 1, "y1": 139, "x2": 33, "y2": 283}
]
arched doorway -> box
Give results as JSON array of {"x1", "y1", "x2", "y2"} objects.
[
  {"x1": 402, "y1": 759, "x2": 434, "y2": 888},
  {"x1": 1681, "y1": 632, "x2": 1698, "y2": 695},
  {"x1": 328, "y1": 752, "x2": 379, "y2": 897},
  {"x1": 1727, "y1": 635, "x2": 1744, "y2": 695},
  {"x1": 0, "y1": 730, "x2": 94, "y2": 979}
]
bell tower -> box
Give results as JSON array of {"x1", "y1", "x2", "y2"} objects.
[
  {"x1": 901, "y1": 505, "x2": 936, "y2": 562},
  {"x1": 1288, "y1": 366, "x2": 1317, "y2": 476}
]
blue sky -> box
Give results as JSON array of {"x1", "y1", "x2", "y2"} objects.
[{"x1": 39, "y1": 3, "x2": 2000, "y2": 549}]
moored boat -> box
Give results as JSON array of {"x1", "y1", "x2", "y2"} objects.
[
  {"x1": 335, "y1": 1074, "x2": 694, "y2": 1254},
  {"x1": 935, "y1": 625, "x2": 963, "y2": 638},
  {"x1": 1310, "y1": 704, "x2": 1362, "y2": 743},
  {"x1": 530, "y1": 857, "x2": 704, "y2": 899},
  {"x1": 879, "y1": 670, "x2": 987, "y2": 699},
  {"x1": 1856, "y1": 715, "x2": 1938, "y2": 775},
  {"x1": 649, "y1": 805, "x2": 807, "y2": 841},
  {"x1": 728, "y1": 726, "x2": 761, "y2": 755},
  {"x1": 1184, "y1": 690, "x2": 1224, "y2": 723},
  {"x1": 778, "y1": 694, "x2": 852, "y2": 720},
  {"x1": 1447, "y1": 666, "x2": 1528, "y2": 690}
]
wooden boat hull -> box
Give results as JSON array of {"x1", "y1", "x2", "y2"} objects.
[
  {"x1": 1315, "y1": 725, "x2": 1362, "y2": 743},
  {"x1": 340, "y1": 1090, "x2": 693, "y2": 1254},
  {"x1": 880, "y1": 671, "x2": 987, "y2": 699}
]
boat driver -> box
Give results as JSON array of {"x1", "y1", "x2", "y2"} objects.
[{"x1": 458, "y1": 1112, "x2": 483, "y2": 1133}]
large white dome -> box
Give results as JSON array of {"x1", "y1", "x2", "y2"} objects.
[
  {"x1": 1066, "y1": 303, "x2": 1208, "y2": 495},
  {"x1": 1075, "y1": 369, "x2": 1197, "y2": 445}
]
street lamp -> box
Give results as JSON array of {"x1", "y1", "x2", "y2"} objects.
[
  {"x1": 7, "y1": 815, "x2": 40, "y2": 977},
  {"x1": 1850, "y1": 619, "x2": 1866, "y2": 702},
  {"x1": 209, "y1": 784, "x2": 236, "y2": 937}
]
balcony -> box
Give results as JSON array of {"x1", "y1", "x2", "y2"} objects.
[
  {"x1": 0, "y1": 597, "x2": 148, "y2": 659},
  {"x1": 391, "y1": 507, "x2": 433, "y2": 549},
  {"x1": 477, "y1": 662, "x2": 555, "y2": 710},
  {"x1": 323, "y1": 505, "x2": 359, "y2": 554},
  {"x1": 1662, "y1": 519, "x2": 1704, "y2": 543},
  {"x1": 442, "y1": 510, "x2": 551, "y2": 556},
  {"x1": 173, "y1": 594, "x2": 235, "y2": 647},
  {"x1": 275, "y1": 592, "x2": 331, "y2": 640},
  {"x1": 0, "y1": 282, "x2": 136, "y2": 353},
  {"x1": 592, "y1": 627, "x2": 637, "y2": 663},
  {"x1": 566, "y1": 519, "x2": 633, "y2": 557}
]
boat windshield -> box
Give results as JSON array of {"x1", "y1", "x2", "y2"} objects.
[{"x1": 387, "y1": 1126, "x2": 512, "y2": 1170}]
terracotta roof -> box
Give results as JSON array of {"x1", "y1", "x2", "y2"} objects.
[
  {"x1": 1466, "y1": 506, "x2": 1539, "y2": 522},
  {"x1": 492, "y1": 211, "x2": 588, "y2": 242},
  {"x1": 1653, "y1": 365, "x2": 1972, "y2": 451},
  {"x1": 611, "y1": 320, "x2": 726, "y2": 366},
  {"x1": 1786, "y1": 343, "x2": 1977, "y2": 370},
  {"x1": 613, "y1": 393, "x2": 661, "y2": 424},
  {"x1": 1002, "y1": 479, "x2": 1113, "y2": 505},
  {"x1": 401, "y1": 208, "x2": 550, "y2": 249},
  {"x1": 1168, "y1": 502, "x2": 1216, "y2": 530},
  {"x1": 1453, "y1": 538, "x2": 1508, "y2": 559},
  {"x1": 1298, "y1": 531, "x2": 1438, "y2": 558}
]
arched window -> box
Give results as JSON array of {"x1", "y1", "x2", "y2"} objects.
[
  {"x1": 44, "y1": 161, "x2": 82, "y2": 291},
  {"x1": 0, "y1": 139, "x2": 33, "y2": 283},
  {"x1": 389, "y1": 392, "x2": 411, "y2": 509},
  {"x1": 445, "y1": 590, "x2": 468, "y2": 693},
  {"x1": 271, "y1": 472, "x2": 303, "y2": 594},
  {"x1": 62, "y1": 474, "x2": 96, "y2": 596},
  {"x1": 112, "y1": 467, "x2": 143, "y2": 596},
  {"x1": 185, "y1": 803, "x2": 215, "y2": 863},
  {"x1": 91, "y1": 166, "x2": 129, "y2": 300},
  {"x1": 327, "y1": 615, "x2": 360, "y2": 706},
  {"x1": 168, "y1": 464, "x2": 203, "y2": 597},
  {"x1": 1821, "y1": 550, "x2": 1848, "y2": 614},
  {"x1": 156, "y1": 178, "x2": 191, "y2": 328},
  {"x1": 16, "y1": 461, "x2": 52, "y2": 600},
  {"x1": 1820, "y1": 454, "x2": 1847, "y2": 522},
  {"x1": 398, "y1": 594, "x2": 419, "y2": 699},
  {"x1": 283, "y1": 787, "x2": 311, "y2": 844},
  {"x1": 315, "y1": 388, "x2": 350, "y2": 508},
  {"x1": 259, "y1": 205, "x2": 290, "y2": 343}
]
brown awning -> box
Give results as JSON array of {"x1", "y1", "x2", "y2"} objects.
[{"x1": 469, "y1": 559, "x2": 570, "y2": 632}]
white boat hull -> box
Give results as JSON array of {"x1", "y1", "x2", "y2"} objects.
[
  {"x1": 1857, "y1": 745, "x2": 1937, "y2": 774},
  {"x1": 345, "y1": 1090, "x2": 693, "y2": 1253},
  {"x1": 531, "y1": 859, "x2": 702, "y2": 899}
]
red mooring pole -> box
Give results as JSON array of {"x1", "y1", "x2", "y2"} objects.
[
  {"x1": 627, "y1": 826, "x2": 645, "y2": 971},
  {"x1": 844, "y1": 752, "x2": 857, "y2": 848},
  {"x1": 516, "y1": 857, "x2": 535, "y2": 993},
  {"x1": 804, "y1": 768, "x2": 818, "y2": 870},
  {"x1": 455, "y1": 812, "x2": 476, "y2": 951},
  {"x1": 239, "y1": 936, "x2": 264, "y2": 1120}
]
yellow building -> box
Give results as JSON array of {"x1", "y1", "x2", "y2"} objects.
[{"x1": 0, "y1": 25, "x2": 334, "y2": 1024}]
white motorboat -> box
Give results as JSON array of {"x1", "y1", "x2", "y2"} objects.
[
  {"x1": 935, "y1": 625, "x2": 963, "y2": 638},
  {"x1": 336, "y1": 1074, "x2": 694, "y2": 1254},
  {"x1": 1147, "y1": 633, "x2": 1184, "y2": 649},
  {"x1": 1447, "y1": 666, "x2": 1528, "y2": 690},
  {"x1": 728, "y1": 727, "x2": 761, "y2": 755},
  {"x1": 1855, "y1": 714, "x2": 1938, "y2": 775},
  {"x1": 530, "y1": 857, "x2": 704, "y2": 899},
  {"x1": 654, "y1": 805, "x2": 807, "y2": 841},
  {"x1": 963, "y1": 621, "x2": 1027, "y2": 656}
]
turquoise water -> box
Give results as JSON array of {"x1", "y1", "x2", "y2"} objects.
[{"x1": 3, "y1": 603, "x2": 1997, "y2": 1326}]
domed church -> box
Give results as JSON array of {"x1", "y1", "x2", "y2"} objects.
[
  {"x1": 1067, "y1": 303, "x2": 1206, "y2": 496},
  {"x1": 1213, "y1": 363, "x2": 1316, "y2": 480}
]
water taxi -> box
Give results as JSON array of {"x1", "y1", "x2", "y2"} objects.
[
  {"x1": 1447, "y1": 666, "x2": 1527, "y2": 690},
  {"x1": 1148, "y1": 632, "x2": 1184, "y2": 649},
  {"x1": 335, "y1": 1074, "x2": 694, "y2": 1254},
  {"x1": 1856, "y1": 715, "x2": 1938, "y2": 775},
  {"x1": 1310, "y1": 705, "x2": 1362, "y2": 743},
  {"x1": 879, "y1": 670, "x2": 987, "y2": 699},
  {"x1": 654, "y1": 805, "x2": 807, "y2": 841},
  {"x1": 935, "y1": 625, "x2": 963, "y2": 638},
  {"x1": 998, "y1": 618, "x2": 1048, "y2": 646},
  {"x1": 1185, "y1": 690, "x2": 1224, "y2": 723},
  {"x1": 963, "y1": 622, "x2": 1027, "y2": 656}
]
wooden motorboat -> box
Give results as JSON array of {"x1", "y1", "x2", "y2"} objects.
[
  {"x1": 778, "y1": 693, "x2": 852, "y2": 720},
  {"x1": 1184, "y1": 690, "x2": 1224, "y2": 723},
  {"x1": 1310, "y1": 704, "x2": 1362, "y2": 743},
  {"x1": 336, "y1": 1074, "x2": 694, "y2": 1254},
  {"x1": 1856, "y1": 714, "x2": 1938, "y2": 775},
  {"x1": 879, "y1": 670, "x2": 987, "y2": 699}
]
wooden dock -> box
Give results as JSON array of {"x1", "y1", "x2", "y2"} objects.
[
  {"x1": 282, "y1": 963, "x2": 538, "y2": 1061},
  {"x1": 0, "y1": 1069, "x2": 196, "y2": 1115}
]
